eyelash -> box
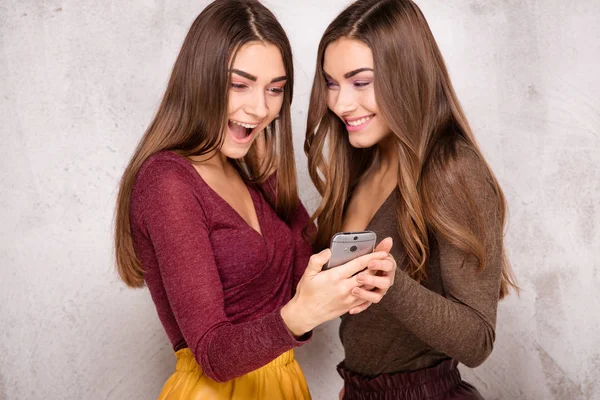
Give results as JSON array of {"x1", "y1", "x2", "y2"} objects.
[
  {"x1": 325, "y1": 80, "x2": 372, "y2": 89},
  {"x1": 230, "y1": 83, "x2": 284, "y2": 95}
]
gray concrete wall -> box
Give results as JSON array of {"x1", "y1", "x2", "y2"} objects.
[{"x1": 1, "y1": 1, "x2": 598, "y2": 399}]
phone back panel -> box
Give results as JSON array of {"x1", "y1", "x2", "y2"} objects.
[{"x1": 325, "y1": 231, "x2": 377, "y2": 270}]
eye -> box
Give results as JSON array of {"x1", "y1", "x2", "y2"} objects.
[
  {"x1": 353, "y1": 81, "x2": 372, "y2": 88},
  {"x1": 231, "y1": 83, "x2": 247, "y2": 90},
  {"x1": 267, "y1": 87, "x2": 285, "y2": 95},
  {"x1": 326, "y1": 80, "x2": 339, "y2": 89}
]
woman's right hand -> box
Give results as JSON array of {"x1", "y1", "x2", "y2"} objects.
[{"x1": 280, "y1": 248, "x2": 391, "y2": 337}]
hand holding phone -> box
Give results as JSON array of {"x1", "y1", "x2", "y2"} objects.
[
  {"x1": 280, "y1": 235, "x2": 396, "y2": 335},
  {"x1": 325, "y1": 230, "x2": 377, "y2": 270}
]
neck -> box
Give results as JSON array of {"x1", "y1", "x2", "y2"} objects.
[
  {"x1": 188, "y1": 149, "x2": 231, "y2": 173},
  {"x1": 374, "y1": 134, "x2": 398, "y2": 179}
]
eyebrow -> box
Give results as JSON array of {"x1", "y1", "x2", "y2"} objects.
[
  {"x1": 230, "y1": 69, "x2": 287, "y2": 83},
  {"x1": 323, "y1": 68, "x2": 374, "y2": 81},
  {"x1": 344, "y1": 68, "x2": 373, "y2": 78}
]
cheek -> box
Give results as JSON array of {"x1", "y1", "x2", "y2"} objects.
[
  {"x1": 362, "y1": 89, "x2": 379, "y2": 114},
  {"x1": 267, "y1": 95, "x2": 284, "y2": 118},
  {"x1": 326, "y1": 91, "x2": 337, "y2": 113},
  {"x1": 228, "y1": 91, "x2": 243, "y2": 113}
]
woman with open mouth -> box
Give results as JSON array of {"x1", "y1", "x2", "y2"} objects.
[{"x1": 113, "y1": 1, "x2": 396, "y2": 399}]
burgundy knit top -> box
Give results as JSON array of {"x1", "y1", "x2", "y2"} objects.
[{"x1": 129, "y1": 151, "x2": 312, "y2": 382}]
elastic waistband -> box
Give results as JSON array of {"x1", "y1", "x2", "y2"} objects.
[
  {"x1": 173, "y1": 348, "x2": 296, "y2": 373},
  {"x1": 337, "y1": 359, "x2": 461, "y2": 396}
]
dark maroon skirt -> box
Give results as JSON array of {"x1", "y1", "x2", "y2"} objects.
[{"x1": 337, "y1": 359, "x2": 484, "y2": 400}]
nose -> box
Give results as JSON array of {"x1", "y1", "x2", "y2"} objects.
[
  {"x1": 332, "y1": 85, "x2": 357, "y2": 117},
  {"x1": 244, "y1": 90, "x2": 269, "y2": 121}
]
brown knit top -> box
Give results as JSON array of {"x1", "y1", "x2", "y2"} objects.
[{"x1": 339, "y1": 146, "x2": 504, "y2": 375}]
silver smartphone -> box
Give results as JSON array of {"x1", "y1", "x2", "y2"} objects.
[{"x1": 324, "y1": 230, "x2": 377, "y2": 270}]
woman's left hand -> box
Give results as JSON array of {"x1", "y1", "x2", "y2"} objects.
[{"x1": 349, "y1": 237, "x2": 397, "y2": 314}]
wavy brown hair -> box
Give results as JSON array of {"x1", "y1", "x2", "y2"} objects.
[
  {"x1": 115, "y1": 0, "x2": 298, "y2": 288},
  {"x1": 304, "y1": 0, "x2": 518, "y2": 298}
]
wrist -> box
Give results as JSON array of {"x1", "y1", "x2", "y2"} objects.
[{"x1": 281, "y1": 298, "x2": 313, "y2": 337}]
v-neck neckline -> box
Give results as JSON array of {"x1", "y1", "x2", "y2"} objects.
[
  {"x1": 174, "y1": 152, "x2": 264, "y2": 238},
  {"x1": 364, "y1": 187, "x2": 398, "y2": 232}
]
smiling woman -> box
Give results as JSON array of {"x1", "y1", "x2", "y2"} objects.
[
  {"x1": 305, "y1": 0, "x2": 518, "y2": 399},
  {"x1": 323, "y1": 39, "x2": 385, "y2": 147},
  {"x1": 112, "y1": 1, "x2": 397, "y2": 399}
]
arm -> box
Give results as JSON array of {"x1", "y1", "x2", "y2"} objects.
[
  {"x1": 378, "y1": 162, "x2": 503, "y2": 367},
  {"x1": 136, "y1": 162, "x2": 307, "y2": 382},
  {"x1": 288, "y1": 202, "x2": 313, "y2": 291}
]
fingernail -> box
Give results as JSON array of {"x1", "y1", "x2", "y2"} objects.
[
  {"x1": 356, "y1": 276, "x2": 364, "y2": 284},
  {"x1": 352, "y1": 287, "x2": 360, "y2": 295}
]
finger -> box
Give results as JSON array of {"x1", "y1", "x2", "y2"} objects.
[
  {"x1": 335, "y1": 251, "x2": 389, "y2": 279},
  {"x1": 367, "y1": 258, "x2": 395, "y2": 273},
  {"x1": 352, "y1": 286, "x2": 385, "y2": 304},
  {"x1": 305, "y1": 249, "x2": 331, "y2": 277},
  {"x1": 356, "y1": 273, "x2": 392, "y2": 291},
  {"x1": 374, "y1": 237, "x2": 393, "y2": 254},
  {"x1": 349, "y1": 301, "x2": 372, "y2": 315}
]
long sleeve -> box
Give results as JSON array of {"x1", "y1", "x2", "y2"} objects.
[
  {"x1": 379, "y1": 155, "x2": 503, "y2": 368},
  {"x1": 288, "y1": 202, "x2": 313, "y2": 292},
  {"x1": 134, "y1": 162, "x2": 307, "y2": 382}
]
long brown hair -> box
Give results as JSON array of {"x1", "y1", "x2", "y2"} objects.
[
  {"x1": 304, "y1": 0, "x2": 518, "y2": 298},
  {"x1": 115, "y1": 0, "x2": 298, "y2": 288}
]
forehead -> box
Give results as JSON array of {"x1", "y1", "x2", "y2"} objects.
[
  {"x1": 323, "y1": 38, "x2": 373, "y2": 76},
  {"x1": 231, "y1": 42, "x2": 286, "y2": 79}
]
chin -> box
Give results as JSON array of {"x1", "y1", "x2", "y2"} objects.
[
  {"x1": 224, "y1": 133, "x2": 262, "y2": 159},
  {"x1": 348, "y1": 135, "x2": 378, "y2": 149},
  {"x1": 221, "y1": 147, "x2": 251, "y2": 160},
  {"x1": 220, "y1": 142, "x2": 250, "y2": 160}
]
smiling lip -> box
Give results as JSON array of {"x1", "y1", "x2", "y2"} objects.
[{"x1": 344, "y1": 114, "x2": 375, "y2": 132}]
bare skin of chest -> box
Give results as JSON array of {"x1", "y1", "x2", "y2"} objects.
[
  {"x1": 342, "y1": 172, "x2": 396, "y2": 233},
  {"x1": 193, "y1": 163, "x2": 262, "y2": 235}
]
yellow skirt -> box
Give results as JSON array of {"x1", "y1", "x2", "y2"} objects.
[{"x1": 158, "y1": 348, "x2": 311, "y2": 400}]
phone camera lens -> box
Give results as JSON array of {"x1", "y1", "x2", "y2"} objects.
[
  {"x1": 350, "y1": 245, "x2": 358, "y2": 252},
  {"x1": 353, "y1": 236, "x2": 358, "y2": 240}
]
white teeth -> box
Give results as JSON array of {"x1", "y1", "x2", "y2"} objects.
[
  {"x1": 231, "y1": 120, "x2": 259, "y2": 129},
  {"x1": 347, "y1": 116, "x2": 373, "y2": 127}
]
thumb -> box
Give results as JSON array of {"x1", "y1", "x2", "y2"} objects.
[
  {"x1": 304, "y1": 248, "x2": 331, "y2": 278},
  {"x1": 374, "y1": 237, "x2": 393, "y2": 254}
]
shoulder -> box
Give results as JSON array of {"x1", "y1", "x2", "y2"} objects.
[
  {"x1": 454, "y1": 143, "x2": 498, "y2": 200},
  {"x1": 131, "y1": 151, "x2": 201, "y2": 217},
  {"x1": 426, "y1": 141, "x2": 501, "y2": 218},
  {"x1": 132, "y1": 151, "x2": 201, "y2": 199},
  {"x1": 429, "y1": 142, "x2": 495, "y2": 192}
]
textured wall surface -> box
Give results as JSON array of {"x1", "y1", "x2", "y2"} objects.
[{"x1": 1, "y1": 1, "x2": 599, "y2": 399}]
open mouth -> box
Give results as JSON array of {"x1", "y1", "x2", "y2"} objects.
[{"x1": 228, "y1": 119, "x2": 260, "y2": 143}]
